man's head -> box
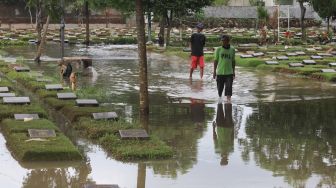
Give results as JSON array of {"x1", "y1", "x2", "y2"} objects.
[
  {"x1": 221, "y1": 34, "x2": 230, "y2": 47},
  {"x1": 196, "y1": 23, "x2": 204, "y2": 32}
]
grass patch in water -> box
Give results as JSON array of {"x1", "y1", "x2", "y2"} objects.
[
  {"x1": 60, "y1": 106, "x2": 111, "y2": 122},
  {"x1": 100, "y1": 134, "x2": 173, "y2": 160},
  {"x1": 44, "y1": 97, "x2": 75, "y2": 110},
  {"x1": 5, "y1": 133, "x2": 82, "y2": 161}
]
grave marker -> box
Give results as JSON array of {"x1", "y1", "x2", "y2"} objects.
[
  {"x1": 252, "y1": 52, "x2": 264, "y2": 57},
  {"x1": 76, "y1": 99, "x2": 99, "y2": 107},
  {"x1": 320, "y1": 69, "x2": 336, "y2": 73},
  {"x1": 36, "y1": 78, "x2": 52, "y2": 82},
  {"x1": 14, "y1": 114, "x2": 39, "y2": 120},
  {"x1": 14, "y1": 66, "x2": 30, "y2": 72},
  {"x1": 295, "y1": 51, "x2": 306, "y2": 55},
  {"x1": 45, "y1": 84, "x2": 63, "y2": 91},
  {"x1": 317, "y1": 53, "x2": 332, "y2": 57},
  {"x1": 0, "y1": 87, "x2": 10, "y2": 92},
  {"x1": 276, "y1": 56, "x2": 289, "y2": 60},
  {"x1": 119, "y1": 129, "x2": 149, "y2": 139},
  {"x1": 3, "y1": 97, "x2": 30, "y2": 104},
  {"x1": 329, "y1": 62, "x2": 336, "y2": 67},
  {"x1": 265, "y1": 61, "x2": 279, "y2": 65},
  {"x1": 302, "y1": 60, "x2": 316, "y2": 65},
  {"x1": 92, "y1": 112, "x2": 118, "y2": 120},
  {"x1": 0, "y1": 93, "x2": 15, "y2": 97},
  {"x1": 240, "y1": 54, "x2": 253, "y2": 58},
  {"x1": 311, "y1": 55, "x2": 323, "y2": 60},
  {"x1": 84, "y1": 184, "x2": 120, "y2": 188},
  {"x1": 57, "y1": 93, "x2": 77, "y2": 100},
  {"x1": 289, "y1": 63, "x2": 304, "y2": 67},
  {"x1": 286, "y1": 53, "x2": 297, "y2": 56},
  {"x1": 28, "y1": 129, "x2": 56, "y2": 138}
]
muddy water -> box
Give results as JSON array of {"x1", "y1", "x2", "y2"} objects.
[{"x1": 1, "y1": 44, "x2": 336, "y2": 188}]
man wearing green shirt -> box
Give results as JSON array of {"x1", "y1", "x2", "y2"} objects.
[{"x1": 213, "y1": 35, "x2": 236, "y2": 103}]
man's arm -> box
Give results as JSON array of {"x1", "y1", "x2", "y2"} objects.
[
  {"x1": 213, "y1": 60, "x2": 218, "y2": 79},
  {"x1": 232, "y1": 50, "x2": 236, "y2": 79}
]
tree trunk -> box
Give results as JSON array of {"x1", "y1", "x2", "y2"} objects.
[
  {"x1": 36, "y1": 0, "x2": 42, "y2": 46},
  {"x1": 299, "y1": 1, "x2": 306, "y2": 40},
  {"x1": 159, "y1": 16, "x2": 165, "y2": 46},
  {"x1": 136, "y1": 163, "x2": 146, "y2": 188},
  {"x1": 165, "y1": 11, "x2": 173, "y2": 46},
  {"x1": 105, "y1": 8, "x2": 108, "y2": 28},
  {"x1": 327, "y1": 17, "x2": 330, "y2": 33},
  {"x1": 147, "y1": 11, "x2": 151, "y2": 42},
  {"x1": 35, "y1": 16, "x2": 50, "y2": 63},
  {"x1": 85, "y1": 0, "x2": 90, "y2": 46},
  {"x1": 135, "y1": 0, "x2": 149, "y2": 116}
]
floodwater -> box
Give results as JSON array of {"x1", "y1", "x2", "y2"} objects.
[{"x1": 0, "y1": 43, "x2": 336, "y2": 188}]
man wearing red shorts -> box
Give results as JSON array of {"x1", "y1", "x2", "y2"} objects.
[{"x1": 190, "y1": 23, "x2": 206, "y2": 79}]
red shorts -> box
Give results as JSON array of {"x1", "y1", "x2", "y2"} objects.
[{"x1": 190, "y1": 56, "x2": 204, "y2": 69}]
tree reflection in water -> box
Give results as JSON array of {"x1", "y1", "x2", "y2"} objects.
[{"x1": 240, "y1": 99, "x2": 336, "y2": 187}]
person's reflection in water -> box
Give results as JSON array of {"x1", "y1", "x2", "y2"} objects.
[
  {"x1": 190, "y1": 98, "x2": 205, "y2": 128},
  {"x1": 213, "y1": 103, "x2": 234, "y2": 166}
]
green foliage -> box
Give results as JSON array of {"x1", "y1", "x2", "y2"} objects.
[
  {"x1": 310, "y1": 0, "x2": 336, "y2": 20},
  {"x1": 213, "y1": 0, "x2": 230, "y2": 6},
  {"x1": 257, "y1": 5, "x2": 269, "y2": 21},
  {"x1": 274, "y1": 0, "x2": 294, "y2": 5}
]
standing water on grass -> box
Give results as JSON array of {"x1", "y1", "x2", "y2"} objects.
[{"x1": 0, "y1": 44, "x2": 336, "y2": 187}]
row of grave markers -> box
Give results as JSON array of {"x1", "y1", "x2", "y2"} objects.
[{"x1": 1, "y1": 64, "x2": 149, "y2": 139}]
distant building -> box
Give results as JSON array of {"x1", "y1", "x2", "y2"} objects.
[{"x1": 227, "y1": 0, "x2": 298, "y2": 6}]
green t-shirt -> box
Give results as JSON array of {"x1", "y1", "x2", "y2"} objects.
[{"x1": 214, "y1": 46, "x2": 235, "y2": 75}]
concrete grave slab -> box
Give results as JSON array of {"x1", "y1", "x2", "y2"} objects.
[
  {"x1": 276, "y1": 56, "x2": 289, "y2": 60},
  {"x1": 265, "y1": 61, "x2": 279, "y2": 65},
  {"x1": 252, "y1": 52, "x2": 264, "y2": 57},
  {"x1": 303, "y1": 60, "x2": 316, "y2": 65},
  {"x1": 76, "y1": 99, "x2": 99, "y2": 107},
  {"x1": 320, "y1": 69, "x2": 336, "y2": 73},
  {"x1": 289, "y1": 63, "x2": 304, "y2": 67},
  {"x1": 28, "y1": 129, "x2": 56, "y2": 138},
  {"x1": 119, "y1": 129, "x2": 149, "y2": 139},
  {"x1": 311, "y1": 55, "x2": 323, "y2": 60},
  {"x1": 286, "y1": 53, "x2": 297, "y2": 56},
  {"x1": 0, "y1": 93, "x2": 15, "y2": 97},
  {"x1": 14, "y1": 66, "x2": 30, "y2": 72},
  {"x1": 317, "y1": 53, "x2": 332, "y2": 57},
  {"x1": 295, "y1": 51, "x2": 306, "y2": 55},
  {"x1": 36, "y1": 78, "x2": 52, "y2": 82},
  {"x1": 329, "y1": 63, "x2": 336, "y2": 67},
  {"x1": 3, "y1": 97, "x2": 30, "y2": 104},
  {"x1": 92, "y1": 112, "x2": 118, "y2": 120},
  {"x1": 14, "y1": 114, "x2": 39, "y2": 120},
  {"x1": 84, "y1": 184, "x2": 119, "y2": 188},
  {"x1": 240, "y1": 54, "x2": 253, "y2": 58},
  {"x1": 45, "y1": 84, "x2": 63, "y2": 91},
  {"x1": 0, "y1": 87, "x2": 9, "y2": 93},
  {"x1": 57, "y1": 93, "x2": 77, "y2": 100},
  {"x1": 306, "y1": 48, "x2": 316, "y2": 51},
  {"x1": 182, "y1": 48, "x2": 191, "y2": 52}
]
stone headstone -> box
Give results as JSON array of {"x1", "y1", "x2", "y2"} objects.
[
  {"x1": 0, "y1": 93, "x2": 15, "y2": 97},
  {"x1": 92, "y1": 112, "x2": 118, "y2": 120},
  {"x1": 317, "y1": 53, "x2": 332, "y2": 57},
  {"x1": 0, "y1": 87, "x2": 9, "y2": 93},
  {"x1": 76, "y1": 99, "x2": 99, "y2": 107},
  {"x1": 119, "y1": 129, "x2": 149, "y2": 139},
  {"x1": 57, "y1": 93, "x2": 77, "y2": 100},
  {"x1": 252, "y1": 52, "x2": 264, "y2": 57},
  {"x1": 36, "y1": 78, "x2": 52, "y2": 82},
  {"x1": 311, "y1": 55, "x2": 323, "y2": 60},
  {"x1": 240, "y1": 54, "x2": 253, "y2": 58},
  {"x1": 182, "y1": 48, "x2": 191, "y2": 52},
  {"x1": 14, "y1": 66, "x2": 30, "y2": 72},
  {"x1": 331, "y1": 51, "x2": 336, "y2": 55},
  {"x1": 329, "y1": 62, "x2": 336, "y2": 67},
  {"x1": 276, "y1": 56, "x2": 289, "y2": 60},
  {"x1": 28, "y1": 129, "x2": 56, "y2": 138},
  {"x1": 265, "y1": 61, "x2": 279, "y2": 65},
  {"x1": 306, "y1": 48, "x2": 316, "y2": 51},
  {"x1": 289, "y1": 63, "x2": 304, "y2": 67},
  {"x1": 295, "y1": 51, "x2": 306, "y2": 55},
  {"x1": 286, "y1": 53, "x2": 297, "y2": 56},
  {"x1": 3, "y1": 97, "x2": 30, "y2": 104},
  {"x1": 314, "y1": 47, "x2": 322, "y2": 50},
  {"x1": 45, "y1": 84, "x2": 63, "y2": 91},
  {"x1": 14, "y1": 114, "x2": 39, "y2": 120},
  {"x1": 320, "y1": 69, "x2": 336, "y2": 73},
  {"x1": 302, "y1": 60, "x2": 316, "y2": 65}
]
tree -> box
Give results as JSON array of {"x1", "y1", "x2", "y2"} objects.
[
  {"x1": 297, "y1": 0, "x2": 309, "y2": 40},
  {"x1": 310, "y1": 0, "x2": 336, "y2": 32},
  {"x1": 135, "y1": 0, "x2": 149, "y2": 116}
]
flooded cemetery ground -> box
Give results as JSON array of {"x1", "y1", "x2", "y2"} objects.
[{"x1": 1, "y1": 43, "x2": 336, "y2": 187}]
